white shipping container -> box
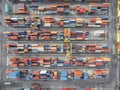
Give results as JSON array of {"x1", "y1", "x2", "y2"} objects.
[
  {"x1": 96, "y1": 59, "x2": 103, "y2": 62},
  {"x1": 96, "y1": 21, "x2": 102, "y2": 24},
  {"x1": 24, "y1": 88, "x2": 30, "y2": 90},
  {"x1": 4, "y1": 81, "x2": 12, "y2": 85},
  {"x1": 38, "y1": 47, "x2": 44, "y2": 52},
  {"x1": 32, "y1": 47, "x2": 44, "y2": 52},
  {"x1": 11, "y1": 18, "x2": 18, "y2": 21},
  {"x1": 58, "y1": 63, "x2": 63, "y2": 66},
  {"x1": 88, "y1": 25, "x2": 101, "y2": 27},
  {"x1": 44, "y1": 23, "x2": 51, "y2": 27},
  {"x1": 94, "y1": 30, "x2": 104, "y2": 35},
  {"x1": 96, "y1": 45, "x2": 102, "y2": 48},
  {"x1": 40, "y1": 70, "x2": 47, "y2": 74},
  {"x1": 61, "y1": 45, "x2": 63, "y2": 53},
  {"x1": 17, "y1": 44, "x2": 24, "y2": 47},
  {"x1": 17, "y1": 47, "x2": 24, "y2": 49},
  {"x1": 31, "y1": 44, "x2": 38, "y2": 46},
  {"x1": 88, "y1": 64, "x2": 96, "y2": 67},
  {"x1": 64, "y1": 20, "x2": 70, "y2": 23},
  {"x1": 44, "y1": 65, "x2": 51, "y2": 67},
  {"x1": 95, "y1": 50, "x2": 102, "y2": 53},
  {"x1": 51, "y1": 47, "x2": 57, "y2": 49}
]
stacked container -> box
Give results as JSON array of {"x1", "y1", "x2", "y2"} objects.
[
  {"x1": 13, "y1": 4, "x2": 29, "y2": 14},
  {"x1": 37, "y1": 3, "x2": 109, "y2": 15},
  {"x1": 6, "y1": 69, "x2": 109, "y2": 81},
  {"x1": 4, "y1": 43, "x2": 109, "y2": 54},
  {"x1": 4, "y1": 30, "x2": 107, "y2": 41},
  {"x1": 73, "y1": 70, "x2": 82, "y2": 79},
  {"x1": 117, "y1": 2, "x2": 120, "y2": 54},
  {"x1": 60, "y1": 70, "x2": 68, "y2": 81},
  {"x1": 8, "y1": 57, "x2": 110, "y2": 68},
  {"x1": 4, "y1": 16, "x2": 41, "y2": 28},
  {"x1": 4, "y1": 16, "x2": 109, "y2": 28}
]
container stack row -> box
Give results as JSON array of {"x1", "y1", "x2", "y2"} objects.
[
  {"x1": 4, "y1": 43, "x2": 109, "y2": 54},
  {"x1": 4, "y1": 30, "x2": 107, "y2": 41},
  {"x1": 8, "y1": 57, "x2": 110, "y2": 68},
  {"x1": 4, "y1": 16, "x2": 109, "y2": 28},
  {"x1": 37, "y1": 3, "x2": 109, "y2": 15},
  {"x1": 5, "y1": 3, "x2": 110, "y2": 15},
  {"x1": 117, "y1": 1, "x2": 120, "y2": 55},
  {"x1": 6, "y1": 69, "x2": 109, "y2": 81},
  {"x1": 5, "y1": 3, "x2": 29, "y2": 14}
]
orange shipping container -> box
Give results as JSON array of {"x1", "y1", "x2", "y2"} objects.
[
  {"x1": 18, "y1": 63, "x2": 25, "y2": 67},
  {"x1": 50, "y1": 4, "x2": 57, "y2": 10},
  {"x1": 102, "y1": 3, "x2": 110, "y2": 7},
  {"x1": 102, "y1": 70, "x2": 109, "y2": 74},
  {"x1": 95, "y1": 62, "x2": 104, "y2": 66},
  {"x1": 32, "y1": 63, "x2": 38, "y2": 66},
  {"x1": 10, "y1": 63, "x2": 18, "y2": 67},
  {"x1": 9, "y1": 36, "x2": 19, "y2": 40},
  {"x1": 10, "y1": 58, "x2": 18, "y2": 61},
  {"x1": 93, "y1": 70, "x2": 103, "y2": 75},
  {"x1": 117, "y1": 42, "x2": 120, "y2": 49},
  {"x1": 6, "y1": 69, "x2": 13, "y2": 73},
  {"x1": 11, "y1": 60, "x2": 18, "y2": 63},
  {"x1": 38, "y1": 7, "x2": 45, "y2": 11},
  {"x1": 64, "y1": 4, "x2": 70, "y2": 8},
  {"x1": 64, "y1": 29, "x2": 70, "y2": 37},
  {"x1": 74, "y1": 70, "x2": 82, "y2": 77},
  {"x1": 33, "y1": 71, "x2": 40, "y2": 75},
  {"x1": 53, "y1": 75, "x2": 58, "y2": 80},
  {"x1": 76, "y1": 62, "x2": 83, "y2": 66}
]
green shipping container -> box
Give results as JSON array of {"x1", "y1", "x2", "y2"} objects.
[{"x1": 5, "y1": 4, "x2": 10, "y2": 13}]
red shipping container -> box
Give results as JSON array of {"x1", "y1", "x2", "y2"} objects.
[
  {"x1": 85, "y1": 87, "x2": 91, "y2": 90},
  {"x1": 9, "y1": 36, "x2": 19, "y2": 40},
  {"x1": 5, "y1": 69, "x2": 13, "y2": 73},
  {"x1": 62, "y1": 88, "x2": 68, "y2": 90},
  {"x1": 96, "y1": 62, "x2": 104, "y2": 66}
]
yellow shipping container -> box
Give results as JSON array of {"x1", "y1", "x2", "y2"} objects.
[{"x1": 51, "y1": 31, "x2": 57, "y2": 34}]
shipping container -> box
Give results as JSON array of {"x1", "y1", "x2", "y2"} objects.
[{"x1": 5, "y1": 4, "x2": 10, "y2": 13}]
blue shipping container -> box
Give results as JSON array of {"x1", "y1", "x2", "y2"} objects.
[
  {"x1": 83, "y1": 73, "x2": 89, "y2": 80},
  {"x1": 60, "y1": 77, "x2": 67, "y2": 81}
]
